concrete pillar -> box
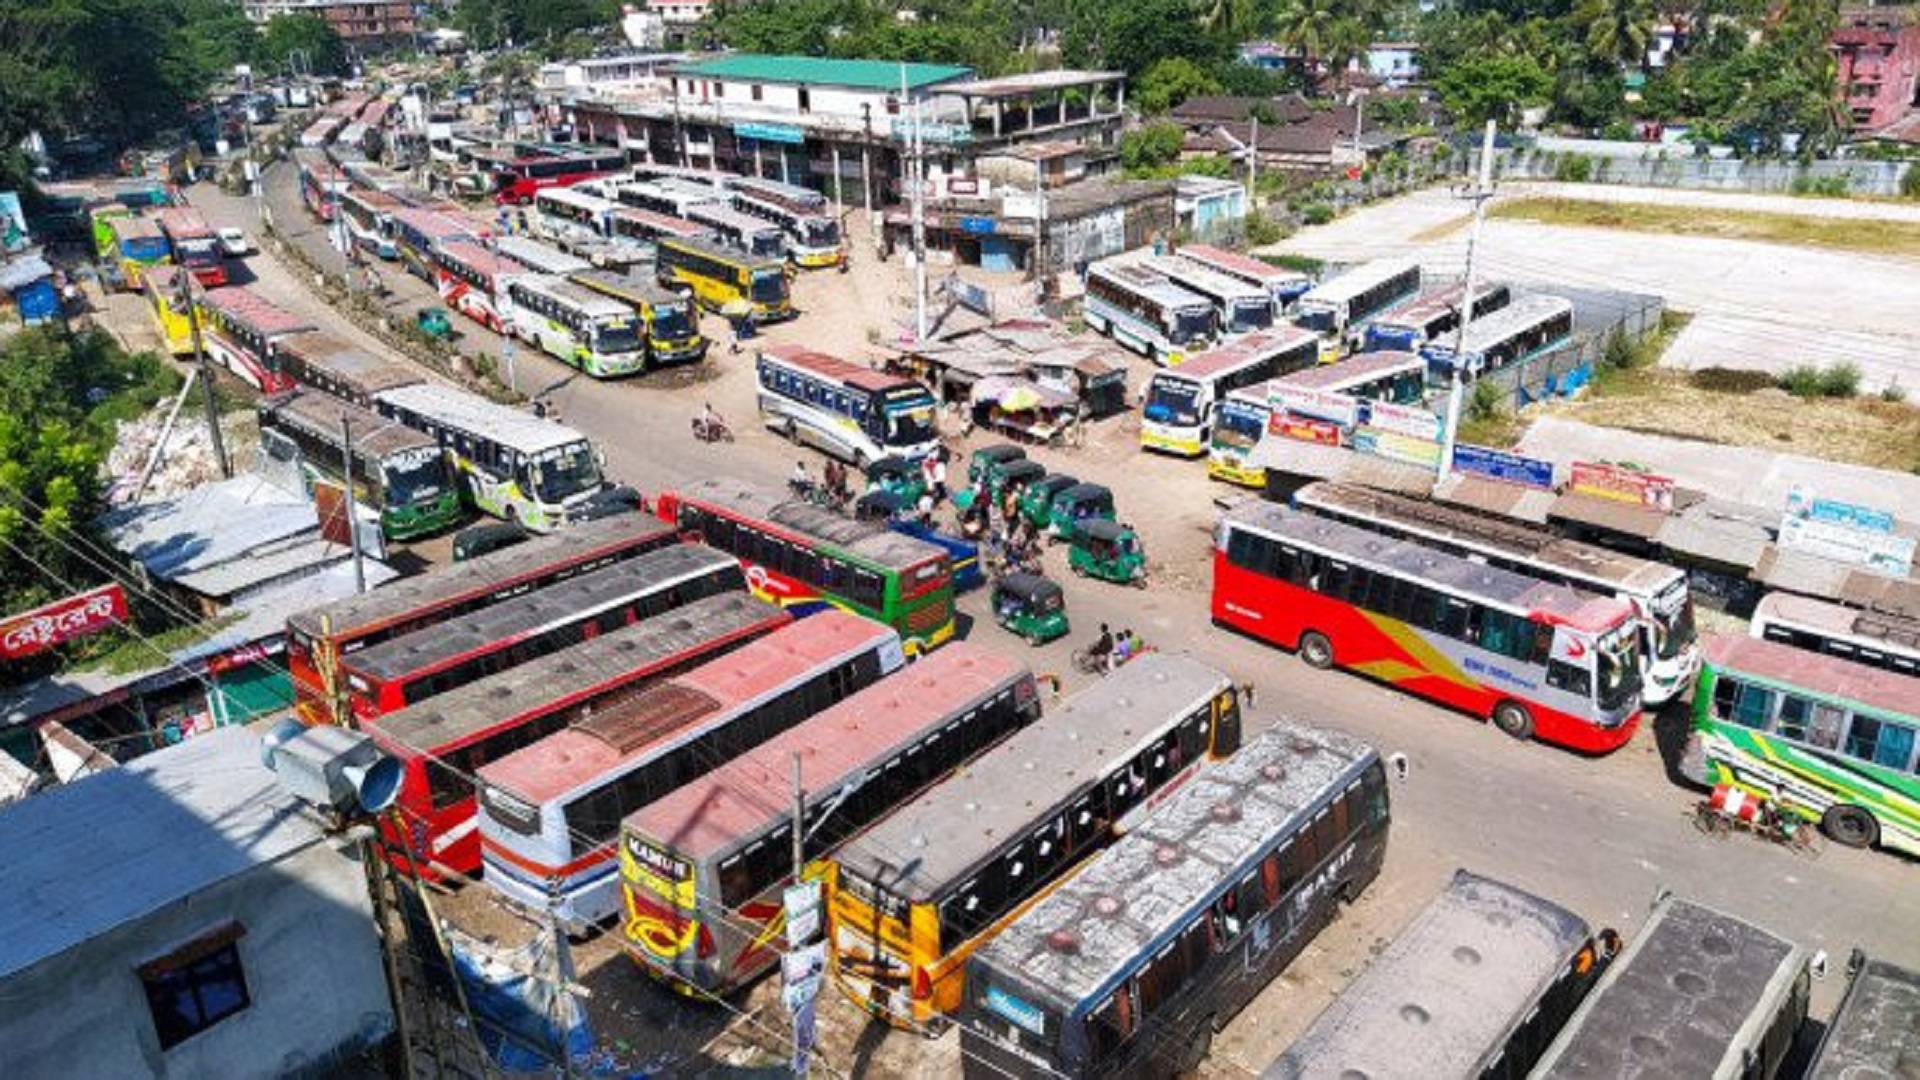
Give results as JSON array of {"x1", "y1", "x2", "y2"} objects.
[
  {"x1": 830, "y1": 144, "x2": 843, "y2": 203},
  {"x1": 752, "y1": 140, "x2": 762, "y2": 177},
  {"x1": 779, "y1": 150, "x2": 790, "y2": 184},
  {"x1": 993, "y1": 100, "x2": 1003, "y2": 137},
  {"x1": 1116, "y1": 82, "x2": 1125, "y2": 116}
]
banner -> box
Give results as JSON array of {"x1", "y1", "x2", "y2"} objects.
[
  {"x1": 1569, "y1": 462, "x2": 1675, "y2": 511},
  {"x1": 1452, "y1": 444, "x2": 1555, "y2": 489},
  {"x1": 1274, "y1": 415, "x2": 1342, "y2": 446},
  {"x1": 0, "y1": 584, "x2": 128, "y2": 660},
  {"x1": 1271, "y1": 386, "x2": 1358, "y2": 427},
  {"x1": 1779, "y1": 515, "x2": 1915, "y2": 577},
  {"x1": 1353, "y1": 428, "x2": 1441, "y2": 468},
  {"x1": 1360, "y1": 400, "x2": 1442, "y2": 441}
]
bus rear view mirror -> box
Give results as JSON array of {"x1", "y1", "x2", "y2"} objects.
[
  {"x1": 1387, "y1": 752, "x2": 1410, "y2": 782},
  {"x1": 1811, "y1": 950, "x2": 1829, "y2": 981}
]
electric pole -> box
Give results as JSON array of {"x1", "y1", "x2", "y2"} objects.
[
  {"x1": 177, "y1": 269, "x2": 231, "y2": 479},
  {"x1": 1436, "y1": 120, "x2": 1498, "y2": 488},
  {"x1": 341, "y1": 411, "x2": 366, "y2": 593},
  {"x1": 903, "y1": 65, "x2": 929, "y2": 343}
]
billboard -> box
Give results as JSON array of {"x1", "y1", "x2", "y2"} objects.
[
  {"x1": 1569, "y1": 461, "x2": 1675, "y2": 511},
  {"x1": 0, "y1": 584, "x2": 128, "y2": 661},
  {"x1": 1452, "y1": 444, "x2": 1555, "y2": 489}
]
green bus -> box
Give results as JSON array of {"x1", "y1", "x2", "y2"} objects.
[
  {"x1": 1686, "y1": 632, "x2": 1920, "y2": 856},
  {"x1": 259, "y1": 388, "x2": 467, "y2": 542}
]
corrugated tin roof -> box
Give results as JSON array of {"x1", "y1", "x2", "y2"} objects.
[
  {"x1": 97, "y1": 474, "x2": 319, "y2": 586},
  {"x1": 0, "y1": 726, "x2": 328, "y2": 979},
  {"x1": 1548, "y1": 491, "x2": 1667, "y2": 540},
  {"x1": 674, "y1": 55, "x2": 971, "y2": 91},
  {"x1": 1653, "y1": 497, "x2": 1774, "y2": 568}
]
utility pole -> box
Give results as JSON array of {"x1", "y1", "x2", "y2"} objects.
[
  {"x1": 861, "y1": 104, "x2": 877, "y2": 256},
  {"x1": 791, "y1": 752, "x2": 806, "y2": 886},
  {"x1": 1436, "y1": 120, "x2": 1498, "y2": 488},
  {"x1": 341, "y1": 411, "x2": 367, "y2": 593},
  {"x1": 1248, "y1": 113, "x2": 1259, "y2": 201},
  {"x1": 177, "y1": 269, "x2": 231, "y2": 479},
  {"x1": 902, "y1": 65, "x2": 929, "y2": 343},
  {"x1": 789, "y1": 751, "x2": 813, "y2": 1079}
]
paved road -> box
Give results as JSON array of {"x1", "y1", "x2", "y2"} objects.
[{"x1": 185, "y1": 170, "x2": 1920, "y2": 1078}]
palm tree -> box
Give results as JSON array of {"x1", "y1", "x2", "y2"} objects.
[
  {"x1": 1571, "y1": 0, "x2": 1657, "y2": 71},
  {"x1": 1200, "y1": 0, "x2": 1257, "y2": 35},
  {"x1": 1272, "y1": 0, "x2": 1343, "y2": 84}
]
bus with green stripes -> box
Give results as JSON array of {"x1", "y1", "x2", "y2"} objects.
[{"x1": 1684, "y1": 632, "x2": 1920, "y2": 857}]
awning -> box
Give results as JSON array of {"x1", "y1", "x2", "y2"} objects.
[
  {"x1": 1548, "y1": 491, "x2": 1668, "y2": 540},
  {"x1": 971, "y1": 376, "x2": 1075, "y2": 411}
]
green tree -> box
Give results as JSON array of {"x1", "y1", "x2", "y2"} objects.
[
  {"x1": 1137, "y1": 57, "x2": 1224, "y2": 113},
  {"x1": 1434, "y1": 52, "x2": 1554, "y2": 126},
  {"x1": 1121, "y1": 121, "x2": 1187, "y2": 170},
  {"x1": 1271, "y1": 0, "x2": 1342, "y2": 77},
  {"x1": 1068, "y1": 0, "x2": 1221, "y2": 77},
  {"x1": 257, "y1": 13, "x2": 348, "y2": 76},
  {"x1": 1569, "y1": 0, "x2": 1655, "y2": 71}
]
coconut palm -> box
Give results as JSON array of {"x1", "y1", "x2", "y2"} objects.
[
  {"x1": 1272, "y1": 0, "x2": 1344, "y2": 84},
  {"x1": 1571, "y1": 0, "x2": 1658, "y2": 70}
]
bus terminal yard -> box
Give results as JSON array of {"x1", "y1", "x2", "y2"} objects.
[{"x1": 48, "y1": 115, "x2": 1920, "y2": 1079}]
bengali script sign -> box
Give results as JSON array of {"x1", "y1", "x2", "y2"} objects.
[
  {"x1": 0, "y1": 584, "x2": 127, "y2": 660},
  {"x1": 1569, "y1": 462, "x2": 1675, "y2": 511},
  {"x1": 1270, "y1": 386, "x2": 1359, "y2": 428},
  {"x1": 1274, "y1": 415, "x2": 1342, "y2": 446},
  {"x1": 1353, "y1": 428, "x2": 1441, "y2": 468},
  {"x1": 1451, "y1": 444, "x2": 1555, "y2": 489},
  {"x1": 1778, "y1": 516, "x2": 1916, "y2": 577},
  {"x1": 1359, "y1": 400, "x2": 1442, "y2": 441}
]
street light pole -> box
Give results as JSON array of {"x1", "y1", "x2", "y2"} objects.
[
  {"x1": 1436, "y1": 120, "x2": 1498, "y2": 488},
  {"x1": 341, "y1": 411, "x2": 367, "y2": 593}
]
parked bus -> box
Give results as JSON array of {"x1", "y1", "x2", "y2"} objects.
[
  {"x1": 154, "y1": 208, "x2": 226, "y2": 287},
  {"x1": 1807, "y1": 954, "x2": 1920, "y2": 1079},
  {"x1": 504, "y1": 274, "x2": 647, "y2": 378},
  {"x1": 656, "y1": 236, "x2": 795, "y2": 322},
  {"x1": 142, "y1": 265, "x2": 196, "y2": 356},
  {"x1": 374, "y1": 382, "x2": 623, "y2": 532},
  {"x1": 685, "y1": 201, "x2": 789, "y2": 261},
  {"x1": 494, "y1": 234, "x2": 592, "y2": 277},
  {"x1": 1205, "y1": 381, "x2": 1280, "y2": 488},
  {"x1": 286, "y1": 511, "x2": 678, "y2": 725},
  {"x1": 531, "y1": 186, "x2": 623, "y2": 248},
  {"x1": 1292, "y1": 258, "x2": 1422, "y2": 361},
  {"x1": 757, "y1": 344, "x2": 940, "y2": 466},
  {"x1": 388, "y1": 207, "x2": 476, "y2": 283},
  {"x1": 571, "y1": 268, "x2": 708, "y2": 368},
  {"x1": 1532, "y1": 895, "x2": 1814, "y2": 1080},
  {"x1": 1421, "y1": 294, "x2": 1573, "y2": 379},
  {"x1": 1266, "y1": 870, "x2": 1617, "y2": 1080},
  {"x1": 1294, "y1": 481, "x2": 1700, "y2": 705},
  {"x1": 259, "y1": 388, "x2": 463, "y2": 542},
  {"x1": 656, "y1": 476, "x2": 956, "y2": 655},
  {"x1": 366, "y1": 593, "x2": 789, "y2": 876},
  {"x1": 1141, "y1": 328, "x2": 1318, "y2": 457},
  {"x1": 608, "y1": 205, "x2": 715, "y2": 252},
  {"x1": 827, "y1": 654, "x2": 1242, "y2": 1031},
  {"x1": 1749, "y1": 591, "x2": 1920, "y2": 679},
  {"x1": 1685, "y1": 633, "x2": 1920, "y2": 855},
  {"x1": 338, "y1": 188, "x2": 402, "y2": 260},
  {"x1": 295, "y1": 149, "x2": 350, "y2": 221},
  {"x1": 477, "y1": 612, "x2": 906, "y2": 930},
  {"x1": 614, "y1": 177, "x2": 722, "y2": 219},
  {"x1": 1148, "y1": 254, "x2": 1276, "y2": 336},
  {"x1": 730, "y1": 187, "x2": 842, "y2": 268},
  {"x1": 1213, "y1": 503, "x2": 1643, "y2": 753},
  {"x1": 1361, "y1": 281, "x2": 1512, "y2": 353},
  {"x1": 960, "y1": 723, "x2": 1390, "y2": 1080},
  {"x1": 300, "y1": 115, "x2": 345, "y2": 149},
  {"x1": 1177, "y1": 244, "x2": 1313, "y2": 310},
  {"x1": 342, "y1": 544, "x2": 742, "y2": 719},
  {"x1": 433, "y1": 239, "x2": 513, "y2": 334},
  {"x1": 1083, "y1": 260, "x2": 1217, "y2": 366},
  {"x1": 107, "y1": 215, "x2": 170, "y2": 289},
  {"x1": 488, "y1": 148, "x2": 625, "y2": 205},
  {"x1": 1206, "y1": 353, "x2": 1430, "y2": 487},
  {"x1": 273, "y1": 330, "x2": 422, "y2": 408},
  {"x1": 621, "y1": 644, "x2": 1043, "y2": 994},
  {"x1": 195, "y1": 286, "x2": 314, "y2": 393}
]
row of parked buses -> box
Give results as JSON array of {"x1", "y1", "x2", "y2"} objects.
[{"x1": 89, "y1": 195, "x2": 231, "y2": 291}]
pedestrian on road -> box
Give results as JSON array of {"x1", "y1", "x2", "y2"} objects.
[{"x1": 930, "y1": 452, "x2": 948, "y2": 503}]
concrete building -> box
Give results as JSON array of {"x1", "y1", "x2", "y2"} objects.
[
  {"x1": 884, "y1": 178, "x2": 1175, "y2": 273},
  {"x1": 537, "y1": 53, "x2": 684, "y2": 96},
  {"x1": 1174, "y1": 176, "x2": 1247, "y2": 238},
  {"x1": 1170, "y1": 94, "x2": 1408, "y2": 175},
  {"x1": 1832, "y1": 5, "x2": 1920, "y2": 131},
  {"x1": 648, "y1": 0, "x2": 711, "y2": 24},
  {"x1": 0, "y1": 726, "x2": 394, "y2": 1079},
  {"x1": 564, "y1": 54, "x2": 1126, "y2": 207},
  {"x1": 242, "y1": 0, "x2": 417, "y2": 48}
]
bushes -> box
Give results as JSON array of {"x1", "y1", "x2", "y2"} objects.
[
  {"x1": 1902, "y1": 165, "x2": 1920, "y2": 201},
  {"x1": 1778, "y1": 361, "x2": 1861, "y2": 398},
  {"x1": 1300, "y1": 202, "x2": 1335, "y2": 226},
  {"x1": 1553, "y1": 154, "x2": 1594, "y2": 183},
  {"x1": 1467, "y1": 378, "x2": 1505, "y2": 422}
]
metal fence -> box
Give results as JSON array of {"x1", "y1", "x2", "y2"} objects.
[
  {"x1": 1475, "y1": 287, "x2": 1666, "y2": 411},
  {"x1": 1473, "y1": 138, "x2": 1914, "y2": 197}
]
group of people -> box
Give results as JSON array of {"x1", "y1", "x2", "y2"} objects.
[
  {"x1": 1090, "y1": 622, "x2": 1146, "y2": 672},
  {"x1": 790, "y1": 458, "x2": 855, "y2": 507}
]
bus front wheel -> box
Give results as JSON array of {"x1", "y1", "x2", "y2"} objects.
[
  {"x1": 1297, "y1": 631, "x2": 1334, "y2": 670},
  {"x1": 1492, "y1": 701, "x2": 1535, "y2": 741},
  {"x1": 1821, "y1": 804, "x2": 1879, "y2": 849}
]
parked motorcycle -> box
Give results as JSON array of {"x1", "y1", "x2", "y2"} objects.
[{"x1": 691, "y1": 415, "x2": 734, "y2": 443}]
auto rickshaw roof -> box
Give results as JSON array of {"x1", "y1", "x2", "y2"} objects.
[
  {"x1": 855, "y1": 490, "x2": 905, "y2": 516},
  {"x1": 1031, "y1": 473, "x2": 1079, "y2": 495},
  {"x1": 999, "y1": 459, "x2": 1048, "y2": 481},
  {"x1": 1076, "y1": 518, "x2": 1128, "y2": 542},
  {"x1": 974, "y1": 444, "x2": 1027, "y2": 465},
  {"x1": 995, "y1": 571, "x2": 1061, "y2": 600},
  {"x1": 1056, "y1": 482, "x2": 1113, "y2": 503},
  {"x1": 866, "y1": 455, "x2": 915, "y2": 479}
]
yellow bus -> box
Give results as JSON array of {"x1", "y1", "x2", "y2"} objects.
[
  {"x1": 822, "y1": 654, "x2": 1240, "y2": 1031},
  {"x1": 141, "y1": 266, "x2": 198, "y2": 356},
  {"x1": 654, "y1": 236, "x2": 794, "y2": 323}
]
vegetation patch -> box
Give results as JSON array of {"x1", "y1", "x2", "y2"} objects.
[{"x1": 1489, "y1": 198, "x2": 1920, "y2": 258}]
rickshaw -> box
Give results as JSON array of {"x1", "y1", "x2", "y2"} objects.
[
  {"x1": 865, "y1": 456, "x2": 927, "y2": 506},
  {"x1": 1047, "y1": 482, "x2": 1116, "y2": 541},
  {"x1": 1019, "y1": 473, "x2": 1079, "y2": 530},
  {"x1": 1069, "y1": 519, "x2": 1147, "y2": 587},
  {"x1": 991, "y1": 572, "x2": 1070, "y2": 645},
  {"x1": 451, "y1": 521, "x2": 528, "y2": 562},
  {"x1": 416, "y1": 306, "x2": 454, "y2": 340},
  {"x1": 957, "y1": 457, "x2": 1045, "y2": 514},
  {"x1": 966, "y1": 444, "x2": 1027, "y2": 488}
]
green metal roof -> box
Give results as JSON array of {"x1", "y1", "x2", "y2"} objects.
[{"x1": 675, "y1": 54, "x2": 972, "y2": 91}]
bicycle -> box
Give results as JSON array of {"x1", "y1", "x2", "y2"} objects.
[{"x1": 1691, "y1": 785, "x2": 1823, "y2": 859}]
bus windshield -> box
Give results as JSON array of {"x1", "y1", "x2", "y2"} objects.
[
  {"x1": 176, "y1": 237, "x2": 221, "y2": 266},
  {"x1": 751, "y1": 270, "x2": 786, "y2": 304},
  {"x1": 750, "y1": 234, "x2": 785, "y2": 259},
  {"x1": 886, "y1": 401, "x2": 938, "y2": 446},
  {"x1": 1294, "y1": 305, "x2": 1336, "y2": 333},
  {"x1": 1172, "y1": 306, "x2": 1214, "y2": 344},
  {"x1": 1597, "y1": 629, "x2": 1642, "y2": 713},
  {"x1": 1214, "y1": 401, "x2": 1267, "y2": 448},
  {"x1": 1228, "y1": 299, "x2": 1274, "y2": 334},
  {"x1": 382, "y1": 448, "x2": 447, "y2": 507},
  {"x1": 1145, "y1": 377, "x2": 1203, "y2": 425},
  {"x1": 1652, "y1": 594, "x2": 1696, "y2": 662},
  {"x1": 594, "y1": 316, "x2": 644, "y2": 354},
  {"x1": 651, "y1": 302, "x2": 694, "y2": 340},
  {"x1": 803, "y1": 219, "x2": 841, "y2": 247},
  {"x1": 531, "y1": 442, "x2": 603, "y2": 504}
]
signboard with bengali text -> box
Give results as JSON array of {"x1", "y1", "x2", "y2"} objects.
[
  {"x1": 1569, "y1": 461, "x2": 1675, "y2": 511},
  {"x1": 1778, "y1": 515, "x2": 1915, "y2": 577},
  {"x1": 1360, "y1": 400, "x2": 1442, "y2": 441},
  {"x1": 1452, "y1": 444, "x2": 1555, "y2": 489},
  {"x1": 0, "y1": 584, "x2": 127, "y2": 660},
  {"x1": 1353, "y1": 428, "x2": 1441, "y2": 468},
  {"x1": 1271, "y1": 386, "x2": 1358, "y2": 428},
  {"x1": 1274, "y1": 415, "x2": 1343, "y2": 446}
]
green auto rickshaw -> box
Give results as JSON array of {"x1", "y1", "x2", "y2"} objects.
[
  {"x1": 1047, "y1": 482, "x2": 1116, "y2": 541},
  {"x1": 1020, "y1": 473, "x2": 1079, "y2": 530},
  {"x1": 865, "y1": 456, "x2": 927, "y2": 506},
  {"x1": 1069, "y1": 519, "x2": 1147, "y2": 587},
  {"x1": 967, "y1": 444, "x2": 1027, "y2": 488},
  {"x1": 991, "y1": 572, "x2": 1070, "y2": 645}
]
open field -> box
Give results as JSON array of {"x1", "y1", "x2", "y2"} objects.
[{"x1": 1490, "y1": 196, "x2": 1920, "y2": 258}]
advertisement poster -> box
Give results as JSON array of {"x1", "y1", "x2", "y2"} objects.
[
  {"x1": 1569, "y1": 462, "x2": 1676, "y2": 511},
  {"x1": 1452, "y1": 444, "x2": 1555, "y2": 489},
  {"x1": 0, "y1": 584, "x2": 128, "y2": 660}
]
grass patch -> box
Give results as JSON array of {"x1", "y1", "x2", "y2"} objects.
[
  {"x1": 1490, "y1": 197, "x2": 1920, "y2": 258},
  {"x1": 1589, "y1": 310, "x2": 1691, "y2": 399},
  {"x1": 75, "y1": 615, "x2": 241, "y2": 676},
  {"x1": 1258, "y1": 253, "x2": 1323, "y2": 275},
  {"x1": 1409, "y1": 215, "x2": 1471, "y2": 243},
  {"x1": 1689, "y1": 367, "x2": 1777, "y2": 393}
]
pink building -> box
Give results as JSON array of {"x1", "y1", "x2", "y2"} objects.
[{"x1": 1831, "y1": 5, "x2": 1920, "y2": 131}]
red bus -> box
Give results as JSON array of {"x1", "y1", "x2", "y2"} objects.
[
  {"x1": 294, "y1": 149, "x2": 349, "y2": 221},
  {"x1": 388, "y1": 206, "x2": 478, "y2": 283},
  {"x1": 365, "y1": 591, "x2": 790, "y2": 877},
  {"x1": 620, "y1": 643, "x2": 1042, "y2": 995},
  {"x1": 1212, "y1": 501, "x2": 1644, "y2": 753},
  {"x1": 433, "y1": 239, "x2": 511, "y2": 333},
  {"x1": 286, "y1": 512, "x2": 678, "y2": 726},
  {"x1": 486, "y1": 148, "x2": 627, "y2": 206},
  {"x1": 194, "y1": 286, "x2": 314, "y2": 393},
  {"x1": 155, "y1": 208, "x2": 226, "y2": 287},
  {"x1": 476, "y1": 611, "x2": 907, "y2": 932},
  {"x1": 340, "y1": 544, "x2": 743, "y2": 720}
]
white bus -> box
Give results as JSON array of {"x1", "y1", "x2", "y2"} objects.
[
  {"x1": 1207, "y1": 380, "x2": 1281, "y2": 488},
  {"x1": 756, "y1": 343, "x2": 940, "y2": 465},
  {"x1": 1150, "y1": 254, "x2": 1277, "y2": 336},
  {"x1": 1177, "y1": 243, "x2": 1313, "y2": 310},
  {"x1": 433, "y1": 239, "x2": 514, "y2": 334},
  {"x1": 1421, "y1": 293, "x2": 1574, "y2": 379},
  {"x1": 610, "y1": 178, "x2": 721, "y2": 220},
  {"x1": 504, "y1": 274, "x2": 647, "y2": 379},
  {"x1": 338, "y1": 188, "x2": 401, "y2": 260},
  {"x1": 607, "y1": 206, "x2": 714, "y2": 253},
  {"x1": 685, "y1": 201, "x2": 789, "y2": 261},
  {"x1": 1083, "y1": 259, "x2": 1217, "y2": 366},
  {"x1": 1141, "y1": 327, "x2": 1318, "y2": 457},
  {"x1": 1293, "y1": 257, "x2": 1422, "y2": 361},
  {"x1": 730, "y1": 185, "x2": 842, "y2": 268},
  {"x1": 1295, "y1": 479, "x2": 1701, "y2": 705},
  {"x1": 531, "y1": 186, "x2": 621, "y2": 247},
  {"x1": 1750, "y1": 591, "x2": 1920, "y2": 678},
  {"x1": 494, "y1": 235, "x2": 592, "y2": 277},
  {"x1": 1209, "y1": 353, "x2": 1430, "y2": 487},
  {"x1": 1362, "y1": 281, "x2": 1512, "y2": 353},
  {"x1": 373, "y1": 382, "x2": 619, "y2": 533}
]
